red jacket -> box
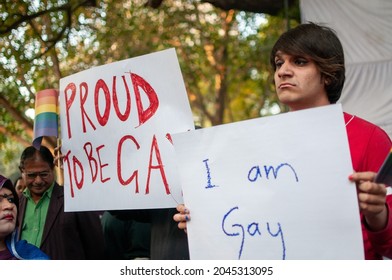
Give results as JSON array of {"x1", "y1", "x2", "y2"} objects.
[{"x1": 345, "y1": 112, "x2": 392, "y2": 259}]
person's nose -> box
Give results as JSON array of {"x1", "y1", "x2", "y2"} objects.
[
  {"x1": 0, "y1": 199, "x2": 15, "y2": 210},
  {"x1": 33, "y1": 175, "x2": 44, "y2": 184},
  {"x1": 277, "y1": 62, "x2": 293, "y2": 78}
]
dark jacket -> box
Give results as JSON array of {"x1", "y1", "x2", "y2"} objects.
[
  {"x1": 18, "y1": 183, "x2": 105, "y2": 260},
  {"x1": 112, "y1": 208, "x2": 189, "y2": 260},
  {"x1": 101, "y1": 211, "x2": 151, "y2": 259}
]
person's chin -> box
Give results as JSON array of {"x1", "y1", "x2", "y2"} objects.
[
  {"x1": 277, "y1": 95, "x2": 295, "y2": 106},
  {"x1": 31, "y1": 185, "x2": 49, "y2": 194},
  {"x1": 1, "y1": 222, "x2": 16, "y2": 233}
]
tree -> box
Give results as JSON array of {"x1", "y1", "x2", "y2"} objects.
[
  {"x1": 146, "y1": 0, "x2": 298, "y2": 14},
  {"x1": 0, "y1": 0, "x2": 299, "y2": 176},
  {"x1": 0, "y1": 0, "x2": 101, "y2": 175},
  {"x1": 93, "y1": 0, "x2": 298, "y2": 125}
]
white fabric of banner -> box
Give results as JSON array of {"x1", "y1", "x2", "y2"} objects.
[{"x1": 300, "y1": 0, "x2": 392, "y2": 137}]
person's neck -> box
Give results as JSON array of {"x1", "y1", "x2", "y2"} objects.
[
  {"x1": 289, "y1": 101, "x2": 331, "y2": 112},
  {"x1": 32, "y1": 193, "x2": 43, "y2": 204}
]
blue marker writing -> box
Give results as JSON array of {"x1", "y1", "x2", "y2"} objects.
[
  {"x1": 203, "y1": 158, "x2": 218, "y2": 189},
  {"x1": 221, "y1": 206, "x2": 286, "y2": 260},
  {"x1": 248, "y1": 162, "x2": 299, "y2": 183}
]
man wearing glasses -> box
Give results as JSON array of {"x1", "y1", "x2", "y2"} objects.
[{"x1": 17, "y1": 145, "x2": 105, "y2": 260}]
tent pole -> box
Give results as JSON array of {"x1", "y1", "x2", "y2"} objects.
[{"x1": 284, "y1": 0, "x2": 290, "y2": 30}]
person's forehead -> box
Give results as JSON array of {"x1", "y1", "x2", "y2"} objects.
[
  {"x1": 22, "y1": 158, "x2": 52, "y2": 171},
  {"x1": 0, "y1": 188, "x2": 13, "y2": 195},
  {"x1": 274, "y1": 51, "x2": 293, "y2": 59},
  {"x1": 275, "y1": 51, "x2": 298, "y2": 57}
]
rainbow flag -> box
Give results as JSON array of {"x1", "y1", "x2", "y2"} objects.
[{"x1": 33, "y1": 89, "x2": 59, "y2": 150}]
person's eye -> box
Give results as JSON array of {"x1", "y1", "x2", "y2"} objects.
[
  {"x1": 0, "y1": 195, "x2": 15, "y2": 204},
  {"x1": 27, "y1": 173, "x2": 36, "y2": 179},
  {"x1": 40, "y1": 172, "x2": 50, "y2": 178},
  {"x1": 275, "y1": 60, "x2": 283, "y2": 69},
  {"x1": 295, "y1": 58, "x2": 308, "y2": 66}
]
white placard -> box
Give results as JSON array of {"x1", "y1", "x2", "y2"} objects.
[
  {"x1": 172, "y1": 104, "x2": 364, "y2": 260},
  {"x1": 59, "y1": 48, "x2": 194, "y2": 211}
]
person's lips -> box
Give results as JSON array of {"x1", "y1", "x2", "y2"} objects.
[
  {"x1": 278, "y1": 82, "x2": 295, "y2": 89},
  {"x1": 1, "y1": 213, "x2": 14, "y2": 221}
]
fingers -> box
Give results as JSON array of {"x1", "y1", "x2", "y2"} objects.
[
  {"x1": 349, "y1": 171, "x2": 387, "y2": 221},
  {"x1": 357, "y1": 182, "x2": 386, "y2": 215},
  {"x1": 357, "y1": 181, "x2": 387, "y2": 200},
  {"x1": 53, "y1": 145, "x2": 64, "y2": 168},
  {"x1": 349, "y1": 172, "x2": 386, "y2": 201},
  {"x1": 54, "y1": 144, "x2": 62, "y2": 153},
  {"x1": 173, "y1": 204, "x2": 190, "y2": 233},
  {"x1": 176, "y1": 203, "x2": 187, "y2": 213},
  {"x1": 173, "y1": 206, "x2": 190, "y2": 223},
  {"x1": 348, "y1": 171, "x2": 376, "y2": 183}
]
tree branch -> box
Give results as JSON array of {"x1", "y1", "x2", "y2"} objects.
[{"x1": 145, "y1": 0, "x2": 297, "y2": 15}]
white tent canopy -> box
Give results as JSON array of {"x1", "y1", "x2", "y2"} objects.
[{"x1": 300, "y1": 0, "x2": 392, "y2": 138}]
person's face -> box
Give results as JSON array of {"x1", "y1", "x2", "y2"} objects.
[
  {"x1": 15, "y1": 179, "x2": 26, "y2": 197},
  {"x1": 274, "y1": 51, "x2": 330, "y2": 111},
  {"x1": 21, "y1": 153, "x2": 54, "y2": 200},
  {"x1": 0, "y1": 187, "x2": 17, "y2": 239}
]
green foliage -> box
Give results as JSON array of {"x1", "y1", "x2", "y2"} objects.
[{"x1": 0, "y1": 0, "x2": 299, "y2": 172}]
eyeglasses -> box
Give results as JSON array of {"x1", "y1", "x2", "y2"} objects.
[
  {"x1": 0, "y1": 194, "x2": 16, "y2": 204},
  {"x1": 24, "y1": 171, "x2": 51, "y2": 180}
]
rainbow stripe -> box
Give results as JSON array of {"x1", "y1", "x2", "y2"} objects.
[{"x1": 33, "y1": 89, "x2": 59, "y2": 149}]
